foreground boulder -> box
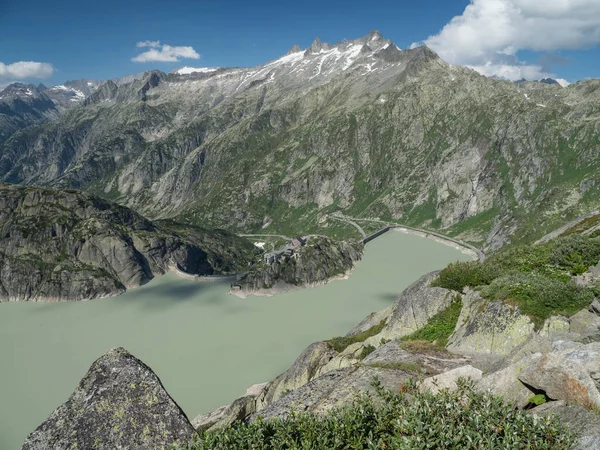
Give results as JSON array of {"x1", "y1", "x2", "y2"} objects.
[{"x1": 22, "y1": 348, "x2": 195, "y2": 450}]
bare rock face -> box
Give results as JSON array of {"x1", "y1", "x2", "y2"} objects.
[
  {"x1": 420, "y1": 365, "x2": 483, "y2": 394},
  {"x1": 447, "y1": 289, "x2": 534, "y2": 356},
  {"x1": 518, "y1": 344, "x2": 600, "y2": 408},
  {"x1": 22, "y1": 348, "x2": 195, "y2": 450},
  {"x1": 0, "y1": 183, "x2": 257, "y2": 302},
  {"x1": 531, "y1": 401, "x2": 600, "y2": 450},
  {"x1": 250, "y1": 365, "x2": 412, "y2": 422},
  {"x1": 378, "y1": 271, "x2": 456, "y2": 341}
]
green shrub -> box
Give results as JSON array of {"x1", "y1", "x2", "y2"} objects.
[
  {"x1": 328, "y1": 321, "x2": 386, "y2": 353},
  {"x1": 358, "y1": 345, "x2": 375, "y2": 360},
  {"x1": 180, "y1": 379, "x2": 575, "y2": 449},
  {"x1": 401, "y1": 298, "x2": 463, "y2": 347},
  {"x1": 479, "y1": 273, "x2": 594, "y2": 328},
  {"x1": 529, "y1": 394, "x2": 548, "y2": 406},
  {"x1": 432, "y1": 261, "x2": 501, "y2": 291}
]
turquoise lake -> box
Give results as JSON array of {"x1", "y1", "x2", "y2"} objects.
[{"x1": 0, "y1": 230, "x2": 471, "y2": 449}]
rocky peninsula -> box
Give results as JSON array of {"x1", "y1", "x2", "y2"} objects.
[{"x1": 0, "y1": 183, "x2": 258, "y2": 302}]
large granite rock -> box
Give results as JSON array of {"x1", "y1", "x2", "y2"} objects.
[
  {"x1": 447, "y1": 289, "x2": 534, "y2": 356},
  {"x1": 420, "y1": 365, "x2": 483, "y2": 394},
  {"x1": 362, "y1": 340, "x2": 470, "y2": 376},
  {"x1": 22, "y1": 348, "x2": 195, "y2": 450},
  {"x1": 258, "y1": 341, "x2": 338, "y2": 408},
  {"x1": 531, "y1": 401, "x2": 600, "y2": 450},
  {"x1": 518, "y1": 343, "x2": 600, "y2": 407},
  {"x1": 376, "y1": 271, "x2": 456, "y2": 342},
  {"x1": 476, "y1": 353, "x2": 540, "y2": 408},
  {"x1": 250, "y1": 365, "x2": 412, "y2": 421}
]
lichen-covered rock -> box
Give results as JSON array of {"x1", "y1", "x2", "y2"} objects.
[
  {"x1": 192, "y1": 383, "x2": 269, "y2": 432},
  {"x1": 518, "y1": 346, "x2": 600, "y2": 407},
  {"x1": 377, "y1": 271, "x2": 456, "y2": 342},
  {"x1": 251, "y1": 365, "x2": 412, "y2": 421},
  {"x1": 21, "y1": 347, "x2": 195, "y2": 450},
  {"x1": 570, "y1": 309, "x2": 600, "y2": 335},
  {"x1": 538, "y1": 315, "x2": 572, "y2": 339},
  {"x1": 447, "y1": 289, "x2": 534, "y2": 356},
  {"x1": 346, "y1": 305, "x2": 393, "y2": 336},
  {"x1": 420, "y1": 365, "x2": 483, "y2": 394},
  {"x1": 531, "y1": 401, "x2": 600, "y2": 450},
  {"x1": 476, "y1": 353, "x2": 540, "y2": 408},
  {"x1": 258, "y1": 341, "x2": 338, "y2": 408}
]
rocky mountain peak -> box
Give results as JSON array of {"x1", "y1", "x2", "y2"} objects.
[
  {"x1": 305, "y1": 37, "x2": 332, "y2": 55},
  {"x1": 286, "y1": 44, "x2": 302, "y2": 55},
  {"x1": 408, "y1": 44, "x2": 440, "y2": 62},
  {"x1": 365, "y1": 29, "x2": 384, "y2": 43}
]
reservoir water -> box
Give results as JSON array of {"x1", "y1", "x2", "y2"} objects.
[{"x1": 0, "y1": 230, "x2": 471, "y2": 449}]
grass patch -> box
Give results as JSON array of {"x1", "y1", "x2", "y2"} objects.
[
  {"x1": 364, "y1": 361, "x2": 423, "y2": 374},
  {"x1": 182, "y1": 379, "x2": 575, "y2": 449},
  {"x1": 401, "y1": 298, "x2": 463, "y2": 348},
  {"x1": 358, "y1": 345, "x2": 376, "y2": 360},
  {"x1": 328, "y1": 321, "x2": 386, "y2": 353},
  {"x1": 432, "y1": 235, "x2": 600, "y2": 326},
  {"x1": 479, "y1": 273, "x2": 594, "y2": 329},
  {"x1": 399, "y1": 340, "x2": 453, "y2": 356}
]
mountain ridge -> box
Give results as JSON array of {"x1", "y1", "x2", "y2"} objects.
[{"x1": 0, "y1": 30, "x2": 598, "y2": 251}]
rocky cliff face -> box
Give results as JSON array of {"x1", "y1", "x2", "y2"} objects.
[
  {"x1": 1, "y1": 32, "x2": 598, "y2": 250},
  {"x1": 21, "y1": 347, "x2": 195, "y2": 450},
  {"x1": 233, "y1": 237, "x2": 362, "y2": 295},
  {"x1": 0, "y1": 182, "x2": 257, "y2": 301}
]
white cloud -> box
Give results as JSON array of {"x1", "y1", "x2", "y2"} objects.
[
  {"x1": 132, "y1": 41, "x2": 200, "y2": 63},
  {"x1": 136, "y1": 40, "x2": 160, "y2": 48},
  {"x1": 0, "y1": 61, "x2": 54, "y2": 79},
  {"x1": 423, "y1": 0, "x2": 600, "y2": 82}
]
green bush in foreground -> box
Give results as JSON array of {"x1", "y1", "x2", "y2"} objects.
[{"x1": 180, "y1": 379, "x2": 575, "y2": 450}]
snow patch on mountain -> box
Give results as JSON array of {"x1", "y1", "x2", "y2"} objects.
[{"x1": 175, "y1": 67, "x2": 220, "y2": 75}]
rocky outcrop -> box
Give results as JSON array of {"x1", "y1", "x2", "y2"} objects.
[
  {"x1": 518, "y1": 342, "x2": 600, "y2": 408},
  {"x1": 250, "y1": 366, "x2": 410, "y2": 421},
  {"x1": 22, "y1": 348, "x2": 195, "y2": 450},
  {"x1": 234, "y1": 237, "x2": 362, "y2": 295},
  {"x1": 447, "y1": 289, "x2": 534, "y2": 356},
  {"x1": 376, "y1": 271, "x2": 456, "y2": 342},
  {"x1": 531, "y1": 401, "x2": 600, "y2": 450},
  {"x1": 420, "y1": 365, "x2": 483, "y2": 394},
  {"x1": 0, "y1": 183, "x2": 257, "y2": 301}
]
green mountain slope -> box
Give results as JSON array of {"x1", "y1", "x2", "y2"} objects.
[{"x1": 1, "y1": 32, "x2": 599, "y2": 250}]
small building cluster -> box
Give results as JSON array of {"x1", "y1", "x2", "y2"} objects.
[{"x1": 264, "y1": 237, "x2": 308, "y2": 264}]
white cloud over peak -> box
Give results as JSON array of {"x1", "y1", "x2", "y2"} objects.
[
  {"x1": 421, "y1": 0, "x2": 600, "y2": 82},
  {"x1": 0, "y1": 61, "x2": 54, "y2": 80},
  {"x1": 132, "y1": 41, "x2": 200, "y2": 63}
]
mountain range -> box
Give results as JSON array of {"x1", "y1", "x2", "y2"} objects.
[{"x1": 1, "y1": 30, "x2": 599, "y2": 251}]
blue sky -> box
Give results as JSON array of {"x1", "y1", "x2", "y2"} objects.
[{"x1": 1, "y1": 0, "x2": 599, "y2": 87}]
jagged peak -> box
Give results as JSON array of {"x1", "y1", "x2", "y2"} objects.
[
  {"x1": 305, "y1": 37, "x2": 332, "y2": 55},
  {"x1": 286, "y1": 44, "x2": 302, "y2": 55},
  {"x1": 365, "y1": 30, "x2": 384, "y2": 42},
  {"x1": 408, "y1": 44, "x2": 440, "y2": 61}
]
